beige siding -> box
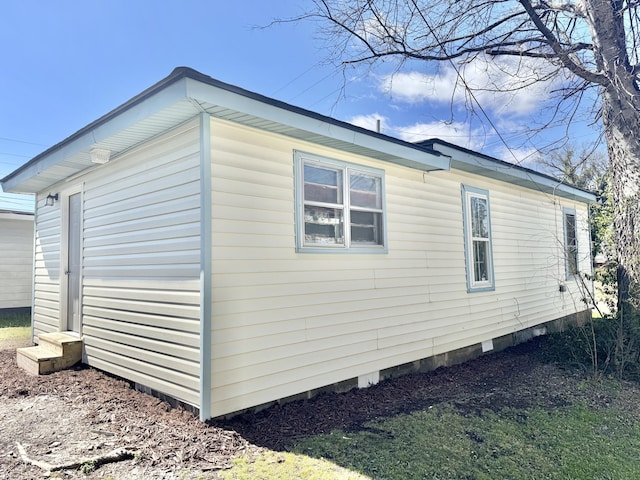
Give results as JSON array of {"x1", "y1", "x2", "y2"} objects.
[
  {"x1": 33, "y1": 197, "x2": 61, "y2": 337},
  {"x1": 80, "y1": 120, "x2": 202, "y2": 406},
  {"x1": 208, "y1": 118, "x2": 592, "y2": 417},
  {"x1": 29, "y1": 120, "x2": 203, "y2": 406},
  {"x1": 0, "y1": 215, "x2": 34, "y2": 310}
]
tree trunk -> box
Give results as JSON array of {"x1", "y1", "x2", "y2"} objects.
[
  {"x1": 584, "y1": 0, "x2": 640, "y2": 309},
  {"x1": 601, "y1": 87, "x2": 640, "y2": 310}
]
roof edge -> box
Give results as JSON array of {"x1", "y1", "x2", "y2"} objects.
[
  {"x1": 419, "y1": 138, "x2": 597, "y2": 203},
  {"x1": 1, "y1": 67, "x2": 193, "y2": 185},
  {"x1": 2, "y1": 67, "x2": 448, "y2": 186}
]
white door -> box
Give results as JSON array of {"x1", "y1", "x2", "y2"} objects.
[{"x1": 66, "y1": 192, "x2": 82, "y2": 333}]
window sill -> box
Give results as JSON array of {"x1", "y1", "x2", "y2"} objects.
[
  {"x1": 467, "y1": 285, "x2": 496, "y2": 293},
  {"x1": 297, "y1": 246, "x2": 388, "y2": 254}
]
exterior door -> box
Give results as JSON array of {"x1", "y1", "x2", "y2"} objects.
[{"x1": 66, "y1": 192, "x2": 82, "y2": 333}]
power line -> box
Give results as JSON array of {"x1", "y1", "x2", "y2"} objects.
[
  {"x1": 286, "y1": 69, "x2": 341, "y2": 103},
  {"x1": 0, "y1": 152, "x2": 32, "y2": 158},
  {"x1": 0, "y1": 136, "x2": 48, "y2": 147},
  {"x1": 270, "y1": 64, "x2": 320, "y2": 97}
]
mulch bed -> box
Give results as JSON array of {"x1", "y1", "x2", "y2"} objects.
[
  {"x1": 219, "y1": 338, "x2": 620, "y2": 450},
  {"x1": 1, "y1": 337, "x2": 633, "y2": 478}
]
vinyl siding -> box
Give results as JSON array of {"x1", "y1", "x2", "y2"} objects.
[
  {"x1": 33, "y1": 197, "x2": 61, "y2": 337},
  {"x1": 31, "y1": 120, "x2": 203, "y2": 406},
  {"x1": 81, "y1": 120, "x2": 202, "y2": 406},
  {"x1": 0, "y1": 215, "x2": 34, "y2": 310},
  {"x1": 208, "y1": 118, "x2": 592, "y2": 418}
]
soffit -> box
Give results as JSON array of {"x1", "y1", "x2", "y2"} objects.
[{"x1": 2, "y1": 70, "x2": 449, "y2": 194}]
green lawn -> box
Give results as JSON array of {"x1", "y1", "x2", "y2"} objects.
[
  {"x1": 222, "y1": 327, "x2": 640, "y2": 480},
  {"x1": 294, "y1": 404, "x2": 640, "y2": 480},
  {"x1": 0, "y1": 311, "x2": 31, "y2": 328},
  {"x1": 223, "y1": 401, "x2": 640, "y2": 480},
  {"x1": 0, "y1": 311, "x2": 31, "y2": 347}
]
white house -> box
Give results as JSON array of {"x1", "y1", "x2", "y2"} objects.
[
  {"x1": 0, "y1": 192, "x2": 34, "y2": 315},
  {"x1": 1, "y1": 67, "x2": 594, "y2": 419}
]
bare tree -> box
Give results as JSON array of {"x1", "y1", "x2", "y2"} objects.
[
  {"x1": 536, "y1": 143, "x2": 607, "y2": 190},
  {"x1": 305, "y1": 0, "x2": 640, "y2": 307}
]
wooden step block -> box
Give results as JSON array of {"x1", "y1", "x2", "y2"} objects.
[
  {"x1": 16, "y1": 332, "x2": 82, "y2": 375},
  {"x1": 38, "y1": 331, "x2": 82, "y2": 358}
]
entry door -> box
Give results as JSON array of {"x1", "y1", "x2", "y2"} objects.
[{"x1": 66, "y1": 193, "x2": 82, "y2": 333}]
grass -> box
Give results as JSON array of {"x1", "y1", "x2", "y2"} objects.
[
  {"x1": 293, "y1": 404, "x2": 640, "y2": 480},
  {"x1": 0, "y1": 311, "x2": 31, "y2": 346},
  {"x1": 0, "y1": 326, "x2": 31, "y2": 344},
  {"x1": 222, "y1": 451, "x2": 369, "y2": 480},
  {"x1": 0, "y1": 311, "x2": 31, "y2": 328},
  {"x1": 223, "y1": 401, "x2": 640, "y2": 480}
]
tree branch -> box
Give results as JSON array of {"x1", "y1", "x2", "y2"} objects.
[
  {"x1": 518, "y1": 0, "x2": 607, "y2": 84},
  {"x1": 16, "y1": 442, "x2": 136, "y2": 473}
]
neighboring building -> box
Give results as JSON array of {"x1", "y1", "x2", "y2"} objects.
[
  {"x1": 0, "y1": 192, "x2": 34, "y2": 315},
  {"x1": 1, "y1": 67, "x2": 594, "y2": 419}
]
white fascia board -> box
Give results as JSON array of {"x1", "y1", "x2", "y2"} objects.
[
  {"x1": 185, "y1": 78, "x2": 451, "y2": 172},
  {"x1": 432, "y1": 143, "x2": 595, "y2": 204},
  {"x1": 2, "y1": 79, "x2": 192, "y2": 194}
]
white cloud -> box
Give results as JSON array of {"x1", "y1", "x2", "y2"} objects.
[
  {"x1": 380, "y1": 70, "x2": 455, "y2": 103},
  {"x1": 492, "y1": 145, "x2": 543, "y2": 167},
  {"x1": 395, "y1": 121, "x2": 485, "y2": 151},
  {"x1": 379, "y1": 56, "x2": 562, "y2": 118},
  {"x1": 349, "y1": 113, "x2": 390, "y2": 133},
  {"x1": 348, "y1": 115, "x2": 485, "y2": 151},
  {"x1": 348, "y1": 112, "x2": 547, "y2": 167}
]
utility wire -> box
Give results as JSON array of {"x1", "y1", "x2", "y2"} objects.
[{"x1": 0, "y1": 136, "x2": 48, "y2": 147}]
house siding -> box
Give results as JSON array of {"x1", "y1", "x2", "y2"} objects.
[
  {"x1": 33, "y1": 120, "x2": 203, "y2": 406},
  {"x1": 208, "y1": 117, "x2": 591, "y2": 418},
  {"x1": 33, "y1": 198, "x2": 62, "y2": 336},
  {"x1": 0, "y1": 215, "x2": 34, "y2": 310}
]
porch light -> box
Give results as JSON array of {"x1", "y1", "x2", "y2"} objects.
[{"x1": 45, "y1": 193, "x2": 58, "y2": 207}]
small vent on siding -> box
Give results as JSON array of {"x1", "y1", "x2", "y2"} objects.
[
  {"x1": 358, "y1": 371, "x2": 380, "y2": 388},
  {"x1": 481, "y1": 339, "x2": 494, "y2": 352}
]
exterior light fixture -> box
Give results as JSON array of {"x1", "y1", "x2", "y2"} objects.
[
  {"x1": 45, "y1": 193, "x2": 58, "y2": 207},
  {"x1": 90, "y1": 148, "x2": 111, "y2": 164}
]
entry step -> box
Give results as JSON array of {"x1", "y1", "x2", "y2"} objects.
[{"x1": 16, "y1": 332, "x2": 82, "y2": 375}]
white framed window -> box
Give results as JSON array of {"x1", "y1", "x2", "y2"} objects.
[
  {"x1": 563, "y1": 208, "x2": 579, "y2": 278},
  {"x1": 461, "y1": 185, "x2": 495, "y2": 292},
  {"x1": 295, "y1": 151, "x2": 386, "y2": 252}
]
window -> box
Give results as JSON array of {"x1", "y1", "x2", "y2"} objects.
[
  {"x1": 295, "y1": 151, "x2": 386, "y2": 252},
  {"x1": 563, "y1": 208, "x2": 579, "y2": 277},
  {"x1": 462, "y1": 185, "x2": 494, "y2": 291}
]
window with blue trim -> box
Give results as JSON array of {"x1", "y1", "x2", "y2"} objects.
[
  {"x1": 462, "y1": 185, "x2": 494, "y2": 291},
  {"x1": 563, "y1": 208, "x2": 579, "y2": 278},
  {"x1": 295, "y1": 151, "x2": 386, "y2": 252}
]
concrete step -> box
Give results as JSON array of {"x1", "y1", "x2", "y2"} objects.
[{"x1": 16, "y1": 332, "x2": 82, "y2": 375}]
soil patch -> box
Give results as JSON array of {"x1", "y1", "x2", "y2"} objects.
[
  {"x1": 2, "y1": 337, "x2": 639, "y2": 479},
  {"x1": 0, "y1": 349, "x2": 251, "y2": 479}
]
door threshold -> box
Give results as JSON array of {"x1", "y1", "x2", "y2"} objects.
[{"x1": 59, "y1": 330, "x2": 81, "y2": 338}]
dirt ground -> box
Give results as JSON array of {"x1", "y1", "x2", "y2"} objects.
[{"x1": 2, "y1": 337, "x2": 639, "y2": 479}]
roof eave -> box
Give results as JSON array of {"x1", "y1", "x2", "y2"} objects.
[
  {"x1": 422, "y1": 139, "x2": 597, "y2": 204},
  {"x1": 2, "y1": 68, "x2": 449, "y2": 194},
  {"x1": 1, "y1": 75, "x2": 192, "y2": 193}
]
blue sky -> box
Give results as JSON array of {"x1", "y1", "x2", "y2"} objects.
[{"x1": 0, "y1": 0, "x2": 602, "y2": 211}]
